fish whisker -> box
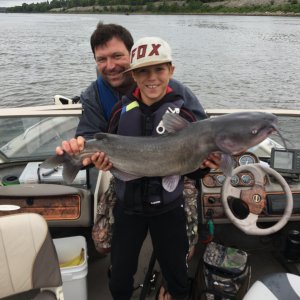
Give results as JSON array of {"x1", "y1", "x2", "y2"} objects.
[{"x1": 270, "y1": 125, "x2": 291, "y2": 149}]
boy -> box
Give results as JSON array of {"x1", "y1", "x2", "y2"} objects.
[{"x1": 107, "y1": 37, "x2": 212, "y2": 300}]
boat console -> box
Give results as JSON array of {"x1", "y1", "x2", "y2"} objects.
[
  {"x1": 0, "y1": 161, "x2": 92, "y2": 227},
  {"x1": 201, "y1": 148, "x2": 300, "y2": 225},
  {"x1": 0, "y1": 106, "x2": 94, "y2": 227},
  {"x1": 0, "y1": 182, "x2": 91, "y2": 226}
]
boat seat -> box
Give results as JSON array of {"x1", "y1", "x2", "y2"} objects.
[
  {"x1": 243, "y1": 272, "x2": 300, "y2": 300},
  {"x1": 0, "y1": 213, "x2": 64, "y2": 300}
]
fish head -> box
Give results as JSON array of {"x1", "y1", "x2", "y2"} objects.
[{"x1": 213, "y1": 112, "x2": 278, "y2": 155}]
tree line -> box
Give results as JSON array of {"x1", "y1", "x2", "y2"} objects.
[{"x1": 5, "y1": 0, "x2": 300, "y2": 14}]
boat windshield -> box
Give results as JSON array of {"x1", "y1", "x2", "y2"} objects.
[{"x1": 0, "y1": 115, "x2": 79, "y2": 163}]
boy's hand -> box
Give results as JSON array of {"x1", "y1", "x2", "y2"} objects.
[
  {"x1": 91, "y1": 152, "x2": 113, "y2": 171},
  {"x1": 200, "y1": 152, "x2": 221, "y2": 170}
]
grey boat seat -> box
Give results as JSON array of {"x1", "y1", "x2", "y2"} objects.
[
  {"x1": 0, "y1": 213, "x2": 64, "y2": 300},
  {"x1": 243, "y1": 272, "x2": 300, "y2": 300}
]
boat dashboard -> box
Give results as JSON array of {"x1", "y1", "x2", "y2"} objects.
[
  {"x1": 0, "y1": 162, "x2": 93, "y2": 227},
  {"x1": 0, "y1": 105, "x2": 94, "y2": 227},
  {"x1": 200, "y1": 151, "x2": 300, "y2": 224}
]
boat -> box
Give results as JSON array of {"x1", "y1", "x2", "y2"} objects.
[{"x1": 1, "y1": 100, "x2": 300, "y2": 300}]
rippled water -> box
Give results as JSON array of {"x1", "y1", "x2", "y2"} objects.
[{"x1": 1, "y1": 13, "x2": 300, "y2": 110}]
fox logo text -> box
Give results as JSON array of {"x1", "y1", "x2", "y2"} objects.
[{"x1": 131, "y1": 44, "x2": 161, "y2": 63}]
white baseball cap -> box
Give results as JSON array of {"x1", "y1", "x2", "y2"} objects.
[{"x1": 125, "y1": 36, "x2": 172, "y2": 72}]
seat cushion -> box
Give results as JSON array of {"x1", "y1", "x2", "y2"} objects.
[{"x1": 244, "y1": 272, "x2": 300, "y2": 300}]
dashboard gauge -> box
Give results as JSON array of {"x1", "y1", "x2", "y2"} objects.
[
  {"x1": 230, "y1": 175, "x2": 239, "y2": 186},
  {"x1": 241, "y1": 174, "x2": 252, "y2": 184},
  {"x1": 215, "y1": 174, "x2": 226, "y2": 185},
  {"x1": 239, "y1": 154, "x2": 256, "y2": 166}
]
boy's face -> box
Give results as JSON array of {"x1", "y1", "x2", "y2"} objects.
[{"x1": 132, "y1": 63, "x2": 175, "y2": 106}]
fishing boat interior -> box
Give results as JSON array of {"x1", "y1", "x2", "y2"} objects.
[{"x1": 1, "y1": 101, "x2": 300, "y2": 300}]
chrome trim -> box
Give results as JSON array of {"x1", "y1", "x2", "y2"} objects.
[{"x1": 205, "y1": 108, "x2": 300, "y2": 117}]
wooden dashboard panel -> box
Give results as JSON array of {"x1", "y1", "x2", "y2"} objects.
[{"x1": 0, "y1": 194, "x2": 81, "y2": 220}]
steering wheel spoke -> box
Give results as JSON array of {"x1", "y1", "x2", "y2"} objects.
[
  {"x1": 232, "y1": 212, "x2": 259, "y2": 233},
  {"x1": 226, "y1": 184, "x2": 242, "y2": 199}
]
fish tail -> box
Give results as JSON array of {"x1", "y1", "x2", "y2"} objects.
[
  {"x1": 40, "y1": 152, "x2": 82, "y2": 184},
  {"x1": 62, "y1": 160, "x2": 82, "y2": 184},
  {"x1": 40, "y1": 153, "x2": 67, "y2": 168}
]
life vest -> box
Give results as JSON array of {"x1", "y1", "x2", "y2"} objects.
[
  {"x1": 96, "y1": 76, "x2": 120, "y2": 121},
  {"x1": 114, "y1": 90, "x2": 186, "y2": 214}
]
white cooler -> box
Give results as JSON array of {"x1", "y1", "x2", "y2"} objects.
[{"x1": 53, "y1": 236, "x2": 88, "y2": 300}]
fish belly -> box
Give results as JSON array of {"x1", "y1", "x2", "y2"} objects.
[{"x1": 99, "y1": 134, "x2": 208, "y2": 177}]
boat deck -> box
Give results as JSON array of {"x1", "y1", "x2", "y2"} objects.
[{"x1": 3, "y1": 222, "x2": 300, "y2": 300}]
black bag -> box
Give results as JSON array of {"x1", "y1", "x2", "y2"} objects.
[{"x1": 192, "y1": 242, "x2": 251, "y2": 300}]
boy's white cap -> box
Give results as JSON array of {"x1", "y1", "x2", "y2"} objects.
[{"x1": 125, "y1": 36, "x2": 172, "y2": 72}]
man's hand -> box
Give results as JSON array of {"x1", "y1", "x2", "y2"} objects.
[
  {"x1": 200, "y1": 152, "x2": 221, "y2": 170},
  {"x1": 56, "y1": 136, "x2": 90, "y2": 164},
  {"x1": 56, "y1": 136, "x2": 112, "y2": 170},
  {"x1": 56, "y1": 136, "x2": 85, "y2": 155}
]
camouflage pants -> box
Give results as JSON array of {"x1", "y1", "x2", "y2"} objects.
[
  {"x1": 183, "y1": 178, "x2": 199, "y2": 249},
  {"x1": 92, "y1": 177, "x2": 199, "y2": 253}
]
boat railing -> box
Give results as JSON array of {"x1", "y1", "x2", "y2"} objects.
[
  {"x1": 0, "y1": 104, "x2": 82, "y2": 117},
  {"x1": 1, "y1": 106, "x2": 299, "y2": 117},
  {"x1": 206, "y1": 108, "x2": 300, "y2": 117}
]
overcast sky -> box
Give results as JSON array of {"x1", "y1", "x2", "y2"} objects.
[{"x1": 0, "y1": 0, "x2": 37, "y2": 7}]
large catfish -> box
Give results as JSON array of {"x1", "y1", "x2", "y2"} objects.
[{"x1": 41, "y1": 111, "x2": 280, "y2": 192}]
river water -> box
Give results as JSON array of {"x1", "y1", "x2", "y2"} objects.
[
  {"x1": 1, "y1": 13, "x2": 300, "y2": 109},
  {"x1": 1, "y1": 13, "x2": 300, "y2": 147}
]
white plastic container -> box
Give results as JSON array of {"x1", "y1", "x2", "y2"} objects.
[
  {"x1": 53, "y1": 236, "x2": 88, "y2": 300},
  {"x1": 19, "y1": 162, "x2": 87, "y2": 185}
]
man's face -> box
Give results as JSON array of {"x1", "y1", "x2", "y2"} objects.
[{"x1": 94, "y1": 37, "x2": 132, "y2": 89}]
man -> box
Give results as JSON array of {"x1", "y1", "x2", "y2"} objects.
[
  {"x1": 58, "y1": 22, "x2": 219, "y2": 171},
  {"x1": 57, "y1": 22, "x2": 220, "y2": 300}
]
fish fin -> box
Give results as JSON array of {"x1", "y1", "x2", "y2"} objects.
[
  {"x1": 220, "y1": 153, "x2": 234, "y2": 177},
  {"x1": 40, "y1": 152, "x2": 82, "y2": 184},
  {"x1": 110, "y1": 168, "x2": 141, "y2": 181},
  {"x1": 162, "y1": 113, "x2": 189, "y2": 133},
  {"x1": 162, "y1": 175, "x2": 180, "y2": 192},
  {"x1": 40, "y1": 153, "x2": 66, "y2": 168},
  {"x1": 62, "y1": 162, "x2": 83, "y2": 184}
]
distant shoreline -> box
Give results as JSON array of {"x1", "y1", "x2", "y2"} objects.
[
  {"x1": 3, "y1": 0, "x2": 300, "y2": 16},
  {"x1": 2, "y1": 10, "x2": 300, "y2": 16},
  {"x1": 46, "y1": 6, "x2": 300, "y2": 16},
  {"x1": 0, "y1": 0, "x2": 300, "y2": 17}
]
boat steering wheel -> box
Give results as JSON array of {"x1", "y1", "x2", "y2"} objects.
[{"x1": 222, "y1": 163, "x2": 293, "y2": 235}]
